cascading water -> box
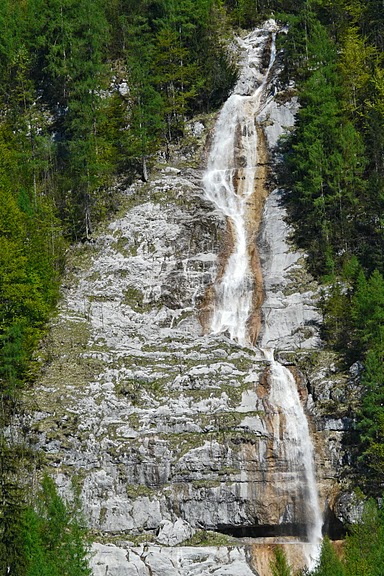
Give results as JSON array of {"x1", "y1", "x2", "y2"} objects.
[
  {"x1": 203, "y1": 28, "x2": 276, "y2": 345},
  {"x1": 203, "y1": 22, "x2": 322, "y2": 570},
  {"x1": 265, "y1": 348, "x2": 323, "y2": 568}
]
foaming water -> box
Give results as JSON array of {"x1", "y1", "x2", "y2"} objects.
[{"x1": 264, "y1": 348, "x2": 322, "y2": 568}]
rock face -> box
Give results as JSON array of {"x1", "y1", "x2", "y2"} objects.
[
  {"x1": 91, "y1": 543, "x2": 258, "y2": 576},
  {"x1": 27, "y1": 22, "x2": 351, "y2": 576},
  {"x1": 259, "y1": 189, "x2": 322, "y2": 350}
]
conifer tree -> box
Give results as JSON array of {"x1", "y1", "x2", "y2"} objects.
[
  {"x1": 154, "y1": 24, "x2": 198, "y2": 143},
  {"x1": 23, "y1": 476, "x2": 91, "y2": 576},
  {"x1": 344, "y1": 500, "x2": 384, "y2": 575},
  {"x1": 270, "y1": 547, "x2": 292, "y2": 576},
  {"x1": 311, "y1": 538, "x2": 345, "y2": 576},
  {"x1": 122, "y1": 14, "x2": 164, "y2": 179},
  {"x1": 283, "y1": 6, "x2": 367, "y2": 276}
]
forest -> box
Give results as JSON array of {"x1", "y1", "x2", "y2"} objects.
[{"x1": 0, "y1": 0, "x2": 383, "y2": 574}]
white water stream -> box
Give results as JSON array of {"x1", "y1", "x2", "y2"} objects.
[
  {"x1": 265, "y1": 348, "x2": 323, "y2": 568},
  {"x1": 203, "y1": 23, "x2": 322, "y2": 570},
  {"x1": 203, "y1": 29, "x2": 277, "y2": 345}
]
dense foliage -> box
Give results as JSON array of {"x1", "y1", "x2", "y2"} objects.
[
  {"x1": 275, "y1": 0, "x2": 384, "y2": 491},
  {"x1": 3, "y1": 475, "x2": 91, "y2": 576}
]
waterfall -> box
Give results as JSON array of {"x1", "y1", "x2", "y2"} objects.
[
  {"x1": 203, "y1": 22, "x2": 322, "y2": 570},
  {"x1": 265, "y1": 349, "x2": 323, "y2": 568}
]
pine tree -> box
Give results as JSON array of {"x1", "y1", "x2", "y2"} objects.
[
  {"x1": 311, "y1": 538, "x2": 345, "y2": 576},
  {"x1": 23, "y1": 476, "x2": 91, "y2": 576},
  {"x1": 352, "y1": 270, "x2": 384, "y2": 353},
  {"x1": 283, "y1": 6, "x2": 368, "y2": 276},
  {"x1": 344, "y1": 500, "x2": 384, "y2": 575},
  {"x1": 0, "y1": 441, "x2": 28, "y2": 576},
  {"x1": 270, "y1": 547, "x2": 292, "y2": 576},
  {"x1": 339, "y1": 27, "x2": 377, "y2": 120},
  {"x1": 154, "y1": 24, "x2": 198, "y2": 143},
  {"x1": 122, "y1": 14, "x2": 164, "y2": 179},
  {"x1": 29, "y1": 0, "x2": 111, "y2": 239}
]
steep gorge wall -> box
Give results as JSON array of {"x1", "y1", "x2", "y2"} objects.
[{"x1": 25, "y1": 23, "x2": 354, "y2": 576}]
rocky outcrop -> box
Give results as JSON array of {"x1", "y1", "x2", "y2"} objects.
[
  {"x1": 26, "y1": 22, "x2": 352, "y2": 576},
  {"x1": 91, "y1": 543, "x2": 257, "y2": 576}
]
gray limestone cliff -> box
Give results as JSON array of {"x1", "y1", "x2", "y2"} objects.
[{"x1": 25, "y1": 22, "x2": 354, "y2": 576}]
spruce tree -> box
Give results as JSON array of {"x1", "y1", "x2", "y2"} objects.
[
  {"x1": 270, "y1": 547, "x2": 292, "y2": 576},
  {"x1": 344, "y1": 500, "x2": 384, "y2": 576},
  {"x1": 311, "y1": 538, "x2": 345, "y2": 576},
  {"x1": 23, "y1": 476, "x2": 91, "y2": 576}
]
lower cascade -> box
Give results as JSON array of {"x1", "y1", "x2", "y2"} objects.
[
  {"x1": 203, "y1": 20, "x2": 323, "y2": 569},
  {"x1": 265, "y1": 350, "x2": 323, "y2": 567}
]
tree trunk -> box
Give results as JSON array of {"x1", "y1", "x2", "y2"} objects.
[
  {"x1": 85, "y1": 192, "x2": 92, "y2": 239},
  {"x1": 142, "y1": 156, "x2": 148, "y2": 182}
]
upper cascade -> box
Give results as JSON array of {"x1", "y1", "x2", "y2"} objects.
[{"x1": 203, "y1": 22, "x2": 277, "y2": 345}]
